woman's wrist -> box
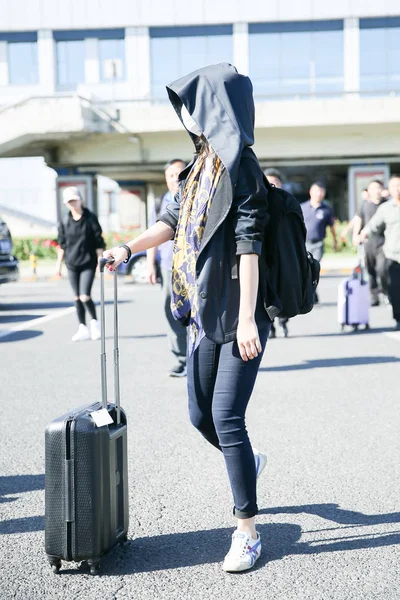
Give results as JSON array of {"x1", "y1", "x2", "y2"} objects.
[
  {"x1": 119, "y1": 243, "x2": 132, "y2": 263},
  {"x1": 239, "y1": 313, "x2": 256, "y2": 322}
]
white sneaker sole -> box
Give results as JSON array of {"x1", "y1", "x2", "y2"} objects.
[{"x1": 223, "y1": 549, "x2": 261, "y2": 573}]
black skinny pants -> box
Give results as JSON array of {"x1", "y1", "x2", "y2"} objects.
[
  {"x1": 365, "y1": 242, "x2": 388, "y2": 299},
  {"x1": 187, "y1": 326, "x2": 270, "y2": 519},
  {"x1": 387, "y1": 260, "x2": 400, "y2": 322},
  {"x1": 67, "y1": 266, "x2": 96, "y2": 298}
]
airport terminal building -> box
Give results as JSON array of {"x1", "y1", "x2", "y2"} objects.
[{"x1": 0, "y1": 0, "x2": 400, "y2": 232}]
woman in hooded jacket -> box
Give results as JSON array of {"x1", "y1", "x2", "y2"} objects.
[{"x1": 103, "y1": 63, "x2": 271, "y2": 572}]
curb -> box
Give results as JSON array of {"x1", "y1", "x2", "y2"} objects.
[
  {"x1": 320, "y1": 268, "x2": 352, "y2": 276},
  {"x1": 20, "y1": 274, "x2": 115, "y2": 283},
  {"x1": 20, "y1": 269, "x2": 354, "y2": 283}
]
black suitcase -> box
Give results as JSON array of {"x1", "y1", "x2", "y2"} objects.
[{"x1": 45, "y1": 258, "x2": 129, "y2": 575}]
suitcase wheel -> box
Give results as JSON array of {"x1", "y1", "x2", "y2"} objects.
[
  {"x1": 352, "y1": 325, "x2": 359, "y2": 332},
  {"x1": 88, "y1": 560, "x2": 100, "y2": 576},
  {"x1": 48, "y1": 558, "x2": 61, "y2": 574}
]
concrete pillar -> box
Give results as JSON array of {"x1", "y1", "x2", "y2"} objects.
[
  {"x1": 233, "y1": 23, "x2": 249, "y2": 76},
  {"x1": 344, "y1": 17, "x2": 360, "y2": 94},
  {"x1": 38, "y1": 30, "x2": 56, "y2": 94},
  {"x1": 0, "y1": 41, "x2": 9, "y2": 86},
  {"x1": 85, "y1": 38, "x2": 100, "y2": 84},
  {"x1": 126, "y1": 27, "x2": 151, "y2": 99}
]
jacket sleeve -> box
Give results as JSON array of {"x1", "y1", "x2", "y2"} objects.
[
  {"x1": 230, "y1": 158, "x2": 269, "y2": 256},
  {"x1": 57, "y1": 222, "x2": 66, "y2": 249},
  {"x1": 158, "y1": 190, "x2": 181, "y2": 234},
  {"x1": 89, "y1": 213, "x2": 106, "y2": 249}
]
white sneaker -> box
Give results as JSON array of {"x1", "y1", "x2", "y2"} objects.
[
  {"x1": 90, "y1": 319, "x2": 101, "y2": 341},
  {"x1": 223, "y1": 530, "x2": 261, "y2": 572},
  {"x1": 72, "y1": 324, "x2": 90, "y2": 342},
  {"x1": 253, "y1": 448, "x2": 267, "y2": 479}
]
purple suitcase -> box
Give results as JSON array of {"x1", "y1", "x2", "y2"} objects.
[
  {"x1": 337, "y1": 277, "x2": 370, "y2": 331},
  {"x1": 338, "y1": 244, "x2": 370, "y2": 331}
]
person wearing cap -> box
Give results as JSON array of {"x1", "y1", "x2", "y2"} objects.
[
  {"x1": 264, "y1": 168, "x2": 290, "y2": 338},
  {"x1": 56, "y1": 187, "x2": 105, "y2": 342}
]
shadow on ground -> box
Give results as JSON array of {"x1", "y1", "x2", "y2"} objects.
[
  {"x1": 260, "y1": 356, "x2": 400, "y2": 372},
  {"x1": 0, "y1": 330, "x2": 43, "y2": 343},
  {"x1": 4, "y1": 489, "x2": 399, "y2": 574},
  {"x1": 0, "y1": 474, "x2": 44, "y2": 503}
]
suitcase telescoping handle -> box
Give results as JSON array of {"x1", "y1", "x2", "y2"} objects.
[{"x1": 99, "y1": 257, "x2": 121, "y2": 425}]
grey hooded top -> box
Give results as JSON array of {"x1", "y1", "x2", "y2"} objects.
[
  {"x1": 159, "y1": 63, "x2": 270, "y2": 343},
  {"x1": 166, "y1": 62, "x2": 255, "y2": 190}
]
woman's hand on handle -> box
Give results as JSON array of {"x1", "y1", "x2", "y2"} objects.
[
  {"x1": 103, "y1": 247, "x2": 128, "y2": 271},
  {"x1": 102, "y1": 222, "x2": 175, "y2": 272},
  {"x1": 237, "y1": 317, "x2": 262, "y2": 362}
]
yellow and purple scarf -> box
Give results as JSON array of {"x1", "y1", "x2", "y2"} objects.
[{"x1": 171, "y1": 151, "x2": 223, "y2": 356}]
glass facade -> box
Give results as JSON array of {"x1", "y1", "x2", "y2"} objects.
[
  {"x1": 8, "y1": 41, "x2": 38, "y2": 85},
  {"x1": 249, "y1": 21, "x2": 344, "y2": 98},
  {"x1": 3, "y1": 19, "x2": 400, "y2": 99},
  {"x1": 360, "y1": 17, "x2": 400, "y2": 93},
  {"x1": 150, "y1": 25, "x2": 233, "y2": 99},
  {"x1": 56, "y1": 40, "x2": 85, "y2": 90},
  {"x1": 99, "y1": 38, "x2": 125, "y2": 82}
]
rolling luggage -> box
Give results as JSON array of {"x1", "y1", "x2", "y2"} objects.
[
  {"x1": 45, "y1": 258, "x2": 129, "y2": 575},
  {"x1": 338, "y1": 244, "x2": 370, "y2": 331}
]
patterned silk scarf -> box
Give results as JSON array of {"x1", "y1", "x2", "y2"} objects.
[{"x1": 171, "y1": 151, "x2": 223, "y2": 356}]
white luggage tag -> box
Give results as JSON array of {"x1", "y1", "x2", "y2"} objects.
[{"x1": 90, "y1": 407, "x2": 113, "y2": 428}]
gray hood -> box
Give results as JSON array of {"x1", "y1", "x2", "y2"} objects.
[{"x1": 166, "y1": 62, "x2": 255, "y2": 188}]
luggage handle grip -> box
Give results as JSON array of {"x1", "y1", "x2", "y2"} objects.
[
  {"x1": 99, "y1": 257, "x2": 115, "y2": 272},
  {"x1": 99, "y1": 258, "x2": 121, "y2": 425}
]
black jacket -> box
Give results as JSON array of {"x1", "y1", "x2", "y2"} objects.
[
  {"x1": 58, "y1": 208, "x2": 105, "y2": 270},
  {"x1": 159, "y1": 63, "x2": 270, "y2": 344}
]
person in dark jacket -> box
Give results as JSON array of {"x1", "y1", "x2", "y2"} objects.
[
  {"x1": 56, "y1": 186, "x2": 105, "y2": 342},
  {"x1": 103, "y1": 63, "x2": 271, "y2": 572}
]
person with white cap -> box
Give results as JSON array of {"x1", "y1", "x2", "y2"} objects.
[{"x1": 56, "y1": 186, "x2": 105, "y2": 342}]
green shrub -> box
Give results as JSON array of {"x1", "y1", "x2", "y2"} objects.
[
  {"x1": 13, "y1": 237, "x2": 59, "y2": 261},
  {"x1": 104, "y1": 229, "x2": 141, "y2": 249},
  {"x1": 12, "y1": 229, "x2": 142, "y2": 261},
  {"x1": 324, "y1": 220, "x2": 357, "y2": 254}
]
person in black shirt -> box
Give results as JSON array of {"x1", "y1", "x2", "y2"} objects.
[
  {"x1": 353, "y1": 180, "x2": 388, "y2": 305},
  {"x1": 56, "y1": 187, "x2": 106, "y2": 342}
]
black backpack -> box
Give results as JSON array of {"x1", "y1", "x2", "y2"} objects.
[{"x1": 262, "y1": 178, "x2": 320, "y2": 320}]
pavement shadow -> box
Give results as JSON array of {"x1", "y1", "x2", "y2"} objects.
[
  {"x1": 0, "y1": 330, "x2": 43, "y2": 343},
  {"x1": 0, "y1": 300, "x2": 129, "y2": 312},
  {"x1": 260, "y1": 356, "x2": 400, "y2": 372},
  {"x1": 0, "y1": 314, "x2": 40, "y2": 324},
  {"x1": 260, "y1": 503, "x2": 400, "y2": 526},
  {"x1": 0, "y1": 474, "x2": 45, "y2": 504},
  {"x1": 0, "y1": 516, "x2": 45, "y2": 535},
  {"x1": 98, "y1": 510, "x2": 400, "y2": 574},
  {"x1": 105, "y1": 334, "x2": 167, "y2": 340},
  {"x1": 297, "y1": 327, "x2": 392, "y2": 339}
]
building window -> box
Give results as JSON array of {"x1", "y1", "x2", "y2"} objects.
[
  {"x1": 54, "y1": 29, "x2": 125, "y2": 90},
  {"x1": 8, "y1": 41, "x2": 38, "y2": 85},
  {"x1": 249, "y1": 21, "x2": 344, "y2": 99},
  {"x1": 56, "y1": 40, "x2": 85, "y2": 90},
  {"x1": 360, "y1": 17, "x2": 400, "y2": 93},
  {"x1": 99, "y1": 39, "x2": 125, "y2": 82},
  {"x1": 150, "y1": 25, "x2": 233, "y2": 100}
]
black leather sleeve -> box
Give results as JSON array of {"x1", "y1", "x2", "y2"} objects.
[{"x1": 231, "y1": 156, "x2": 269, "y2": 256}]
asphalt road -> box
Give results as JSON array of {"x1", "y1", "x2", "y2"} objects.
[{"x1": 1, "y1": 275, "x2": 399, "y2": 600}]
